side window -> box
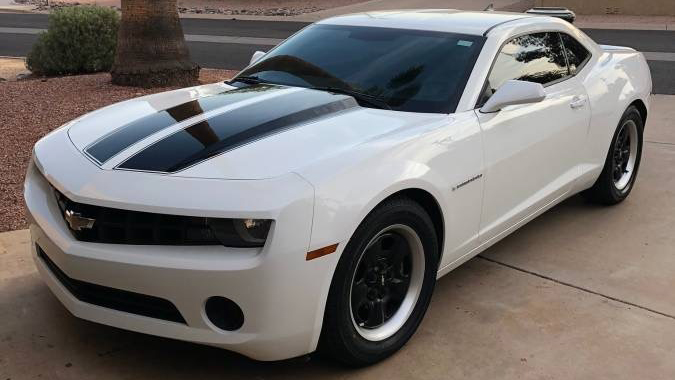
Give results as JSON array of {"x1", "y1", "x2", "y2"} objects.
[
  {"x1": 560, "y1": 33, "x2": 591, "y2": 74},
  {"x1": 480, "y1": 32, "x2": 569, "y2": 104}
]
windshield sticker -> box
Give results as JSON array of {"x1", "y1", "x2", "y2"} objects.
[{"x1": 457, "y1": 40, "x2": 474, "y2": 47}]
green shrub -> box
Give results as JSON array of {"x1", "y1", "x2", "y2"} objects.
[{"x1": 27, "y1": 6, "x2": 119, "y2": 76}]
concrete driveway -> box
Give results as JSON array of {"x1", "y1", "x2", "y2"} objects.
[{"x1": 1, "y1": 95, "x2": 674, "y2": 379}]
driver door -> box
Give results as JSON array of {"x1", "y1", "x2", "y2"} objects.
[{"x1": 476, "y1": 32, "x2": 590, "y2": 243}]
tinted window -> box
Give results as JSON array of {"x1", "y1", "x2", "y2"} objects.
[
  {"x1": 482, "y1": 32, "x2": 569, "y2": 103},
  {"x1": 560, "y1": 33, "x2": 590, "y2": 74},
  {"x1": 237, "y1": 24, "x2": 485, "y2": 113}
]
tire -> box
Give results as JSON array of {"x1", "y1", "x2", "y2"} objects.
[
  {"x1": 319, "y1": 197, "x2": 439, "y2": 366},
  {"x1": 583, "y1": 105, "x2": 644, "y2": 205}
]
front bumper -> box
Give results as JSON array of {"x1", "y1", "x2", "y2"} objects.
[{"x1": 24, "y1": 139, "x2": 341, "y2": 361}]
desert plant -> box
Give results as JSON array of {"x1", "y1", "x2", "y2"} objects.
[{"x1": 26, "y1": 6, "x2": 119, "y2": 76}]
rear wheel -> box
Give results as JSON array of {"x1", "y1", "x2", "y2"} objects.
[
  {"x1": 584, "y1": 105, "x2": 643, "y2": 204},
  {"x1": 319, "y1": 197, "x2": 439, "y2": 366}
]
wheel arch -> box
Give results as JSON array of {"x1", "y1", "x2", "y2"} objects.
[
  {"x1": 378, "y1": 188, "x2": 445, "y2": 260},
  {"x1": 629, "y1": 98, "x2": 648, "y2": 127}
]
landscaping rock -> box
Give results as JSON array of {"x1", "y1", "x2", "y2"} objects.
[
  {"x1": 18, "y1": 0, "x2": 326, "y2": 16},
  {"x1": 15, "y1": 72, "x2": 32, "y2": 80},
  {"x1": 0, "y1": 69, "x2": 236, "y2": 233}
]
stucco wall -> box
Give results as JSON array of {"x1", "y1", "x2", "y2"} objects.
[{"x1": 535, "y1": 0, "x2": 675, "y2": 15}]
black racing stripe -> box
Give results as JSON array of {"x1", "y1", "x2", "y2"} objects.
[
  {"x1": 117, "y1": 89, "x2": 358, "y2": 173},
  {"x1": 84, "y1": 84, "x2": 279, "y2": 164}
]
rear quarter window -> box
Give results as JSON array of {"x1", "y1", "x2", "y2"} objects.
[{"x1": 560, "y1": 33, "x2": 591, "y2": 74}]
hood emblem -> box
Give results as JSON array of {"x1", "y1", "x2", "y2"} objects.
[{"x1": 64, "y1": 209, "x2": 95, "y2": 231}]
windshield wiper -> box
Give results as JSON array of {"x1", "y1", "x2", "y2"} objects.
[
  {"x1": 228, "y1": 75, "x2": 267, "y2": 85},
  {"x1": 310, "y1": 86, "x2": 392, "y2": 110}
]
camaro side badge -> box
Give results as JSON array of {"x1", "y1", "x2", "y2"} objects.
[
  {"x1": 64, "y1": 209, "x2": 96, "y2": 231},
  {"x1": 452, "y1": 174, "x2": 483, "y2": 191}
]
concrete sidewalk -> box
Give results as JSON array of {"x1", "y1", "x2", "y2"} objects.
[
  {"x1": 574, "y1": 14, "x2": 675, "y2": 30},
  {"x1": 1, "y1": 95, "x2": 675, "y2": 379}
]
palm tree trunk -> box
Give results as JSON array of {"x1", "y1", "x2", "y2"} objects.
[{"x1": 111, "y1": 0, "x2": 199, "y2": 87}]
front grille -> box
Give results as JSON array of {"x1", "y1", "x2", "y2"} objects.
[
  {"x1": 37, "y1": 245, "x2": 186, "y2": 324},
  {"x1": 53, "y1": 189, "x2": 221, "y2": 245}
]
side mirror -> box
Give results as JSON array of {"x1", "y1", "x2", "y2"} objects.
[
  {"x1": 480, "y1": 80, "x2": 546, "y2": 113},
  {"x1": 249, "y1": 50, "x2": 266, "y2": 66}
]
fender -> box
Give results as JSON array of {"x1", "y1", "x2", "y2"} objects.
[
  {"x1": 574, "y1": 50, "x2": 651, "y2": 192},
  {"x1": 300, "y1": 169, "x2": 448, "y2": 352}
]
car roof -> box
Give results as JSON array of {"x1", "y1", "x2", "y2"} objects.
[{"x1": 317, "y1": 9, "x2": 537, "y2": 36}]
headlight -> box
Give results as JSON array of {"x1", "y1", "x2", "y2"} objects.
[{"x1": 208, "y1": 219, "x2": 272, "y2": 248}]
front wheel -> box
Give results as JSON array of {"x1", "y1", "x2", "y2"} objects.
[
  {"x1": 583, "y1": 105, "x2": 644, "y2": 204},
  {"x1": 319, "y1": 197, "x2": 439, "y2": 366}
]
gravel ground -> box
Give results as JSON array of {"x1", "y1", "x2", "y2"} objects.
[
  {"x1": 0, "y1": 69, "x2": 237, "y2": 232},
  {"x1": 15, "y1": 0, "x2": 368, "y2": 16}
]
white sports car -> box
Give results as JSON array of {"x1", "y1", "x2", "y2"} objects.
[{"x1": 25, "y1": 10, "x2": 651, "y2": 366}]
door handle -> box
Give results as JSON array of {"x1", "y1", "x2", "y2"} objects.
[{"x1": 570, "y1": 96, "x2": 586, "y2": 109}]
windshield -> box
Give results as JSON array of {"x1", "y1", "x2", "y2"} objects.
[{"x1": 236, "y1": 24, "x2": 485, "y2": 113}]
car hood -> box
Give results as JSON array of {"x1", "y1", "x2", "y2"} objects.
[{"x1": 66, "y1": 82, "x2": 443, "y2": 180}]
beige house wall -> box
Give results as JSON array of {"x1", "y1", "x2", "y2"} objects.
[{"x1": 535, "y1": 0, "x2": 675, "y2": 15}]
